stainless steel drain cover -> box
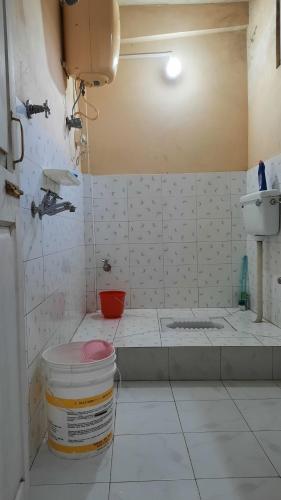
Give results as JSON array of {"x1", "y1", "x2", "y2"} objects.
[{"x1": 160, "y1": 317, "x2": 231, "y2": 332}]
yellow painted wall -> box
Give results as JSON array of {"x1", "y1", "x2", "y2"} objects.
[
  {"x1": 248, "y1": 0, "x2": 281, "y2": 168},
  {"x1": 86, "y1": 29, "x2": 248, "y2": 174}
]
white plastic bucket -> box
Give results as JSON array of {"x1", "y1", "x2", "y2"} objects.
[{"x1": 42, "y1": 342, "x2": 116, "y2": 459}]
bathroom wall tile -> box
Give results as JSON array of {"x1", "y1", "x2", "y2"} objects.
[
  {"x1": 130, "y1": 266, "x2": 164, "y2": 288},
  {"x1": 162, "y1": 173, "x2": 196, "y2": 197},
  {"x1": 164, "y1": 265, "x2": 198, "y2": 288},
  {"x1": 162, "y1": 197, "x2": 197, "y2": 220},
  {"x1": 198, "y1": 264, "x2": 232, "y2": 287},
  {"x1": 129, "y1": 243, "x2": 163, "y2": 267},
  {"x1": 129, "y1": 220, "x2": 163, "y2": 243},
  {"x1": 86, "y1": 291, "x2": 96, "y2": 313},
  {"x1": 231, "y1": 195, "x2": 242, "y2": 218},
  {"x1": 198, "y1": 242, "x2": 231, "y2": 264},
  {"x1": 86, "y1": 268, "x2": 96, "y2": 292},
  {"x1": 199, "y1": 287, "x2": 233, "y2": 308},
  {"x1": 85, "y1": 244, "x2": 95, "y2": 268},
  {"x1": 28, "y1": 353, "x2": 45, "y2": 418},
  {"x1": 196, "y1": 172, "x2": 230, "y2": 195},
  {"x1": 232, "y1": 218, "x2": 247, "y2": 240},
  {"x1": 19, "y1": 157, "x2": 43, "y2": 210},
  {"x1": 163, "y1": 220, "x2": 196, "y2": 243},
  {"x1": 165, "y1": 287, "x2": 199, "y2": 308},
  {"x1": 128, "y1": 196, "x2": 162, "y2": 221},
  {"x1": 93, "y1": 197, "x2": 128, "y2": 221},
  {"x1": 84, "y1": 221, "x2": 94, "y2": 245},
  {"x1": 92, "y1": 175, "x2": 127, "y2": 198},
  {"x1": 231, "y1": 240, "x2": 247, "y2": 263},
  {"x1": 95, "y1": 244, "x2": 129, "y2": 268},
  {"x1": 197, "y1": 219, "x2": 231, "y2": 242},
  {"x1": 231, "y1": 263, "x2": 240, "y2": 287},
  {"x1": 82, "y1": 174, "x2": 92, "y2": 198},
  {"x1": 96, "y1": 267, "x2": 130, "y2": 290},
  {"x1": 95, "y1": 221, "x2": 129, "y2": 244},
  {"x1": 163, "y1": 242, "x2": 197, "y2": 266},
  {"x1": 117, "y1": 347, "x2": 169, "y2": 380},
  {"x1": 130, "y1": 288, "x2": 165, "y2": 308},
  {"x1": 21, "y1": 209, "x2": 43, "y2": 261},
  {"x1": 83, "y1": 196, "x2": 92, "y2": 221},
  {"x1": 127, "y1": 175, "x2": 162, "y2": 198},
  {"x1": 24, "y1": 257, "x2": 45, "y2": 314},
  {"x1": 230, "y1": 171, "x2": 247, "y2": 194},
  {"x1": 221, "y1": 347, "x2": 273, "y2": 380},
  {"x1": 169, "y1": 347, "x2": 221, "y2": 380},
  {"x1": 197, "y1": 196, "x2": 230, "y2": 219}
]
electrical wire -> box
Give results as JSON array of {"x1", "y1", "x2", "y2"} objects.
[{"x1": 73, "y1": 78, "x2": 100, "y2": 121}]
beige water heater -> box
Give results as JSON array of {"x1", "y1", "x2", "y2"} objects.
[{"x1": 63, "y1": 0, "x2": 120, "y2": 87}]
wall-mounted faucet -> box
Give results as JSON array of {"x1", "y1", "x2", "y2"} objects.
[
  {"x1": 101, "y1": 259, "x2": 111, "y2": 272},
  {"x1": 31, "y1": 188, "x2": 76, "y2": 219},
  {"x1": 25, "y1": 100, "x2": 51, "y2": 119}
]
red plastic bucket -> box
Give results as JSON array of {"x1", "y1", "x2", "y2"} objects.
[{"x1": 99, "y1": 290, "x2": 126, "y2": 319}]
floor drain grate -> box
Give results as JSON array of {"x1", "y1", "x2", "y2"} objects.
[{"x1": 161, "y1": 319, "x2": 225, "y2": 331}]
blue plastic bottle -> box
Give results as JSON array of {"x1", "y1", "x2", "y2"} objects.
[{"x1": 258, "y1": 160, "x2": 267, "y2": 191}]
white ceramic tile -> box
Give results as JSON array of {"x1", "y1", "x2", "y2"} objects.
[
  {"x1": 236, "y1": 399, "x2": 281, "y2": 430},
  {"x1": 21, "y1": 209, "x2": 43, "y2": 261},
  {"x1": 130, "y1": 288, "x2": 165, "y2": 308},
  {"x1": 163, "y1": 243, "x2": 197, "y2": 266},
  {"x1": 95, "y1": 221, "x2": 129, "y2": 244},
  {"x1": 232, "y1": 218, "x2": 247, "y2": 240},
  {"x1": 225, "y1": 381, "x2": 281, "y2": 399},
  {"x1": 128, "y1": 196, "x2": 162, "y2": 220},
  {"x1": 117, "y1": 347, "x2": 169, "y2": 380},
  {"x1": 198, "y1": 242, "x2": 231, "y2": 264},
  {"x1": 96, "y1": 267, "x2": 129, "y2": 290},
  {"x1": 255, "y1": 431, "x2": 281, "y2": 474},
  {"x1": 127, "y1": 174, "x2": 162, "y2": 197},
  {"x1": 85, "y1": 245, "x2": 95, "y2": 267},
  {"x1": 198, "y1": 478, "x2": 281, "y2": 500},
  {"x1": 129, "y1": 243, "x2": 163, "y2": 267},
  {"x1": 177, "y1": 400, "x2": 248, "y2": 432},
  {"x1": 199, "y1": 287, "x2": 233, "y2": 308},
  {"x1": 82, "y1": 173, "x2": 92, "y2": 197},
  {"x1": 115, "y1": 402, "x2": 181, "y2": 434},
  {"x1": 209, "y1": 337, "x2": 262, "y2": 346},
  {"x1": 24, "y1": 257, "x2": 44, "y2": 314},
  {"x1": 31, "y1": 442, "x2": 112, "y2": 484},
  {"x1": 162, "y1": 173, "x2": 196, "y2": 197},
  {"x1": 19, "y1": 157, "x2": 43, "y2": 209},
  {"x1": 84, "y1": 221, "x2": 94, "y2": 245},
  {"x1": 197, "y1": 219, "x2": 231, "y2": 242},
  {"x1": 83, "y1": 196, "x2": 92, "y2": 220},
  {"x1": 111, "y1": 434, "x2": 194, "y2": 482},
  {"x1": 86, "y1": 268, "x2": 96, "y2": 292},
  {"x1": 198, "y1": 264, "x2": 232, "y2": 286},
  {"x1": 161, "y1": 333, "x2": 211, "y2": 346},
  {"x1": 230, "y1": 171, "x2": 247, "y2": 194},
  {"x1": 165, "y1": 288, "x2": 199, "y2": 308},
  {"x1": 129, "y1": 220, "x2": 163, "y2": 243},
  {"x1": 130, "y1": 266, "x2": 164, "y2": 288},
  {"x1": 114, "y1": 332, "x2": 161, "y2": 347},
  {"x1": 164, "y1": 265, "x2": 198, "y2": 287},
  {"x1": 196, "y1": 172, "x2": 230, "y2": 195},
  {"x1": 162, "y1": 196, "x2": 197, "y2": 219},
  {"x1": 30, "y1": 484, "x2": 109, "y2": 500},
  {"x1": 231, "y1": 194, "x2": 242, "y2": 218},
  {"x1": 231, "y1": 240, "x2": 247, "y2": 263},
  {"x1": 92, "y1": 175, "x2": 127, "y2": 198},
  {"x1": 171, "y1": 381, "x2": 230, "y2": 401},
  {"x1": 93, "y1": 198, "x2": 128, "y2": 221},
  {"x1": 110, "y1": 480, "x2": 200, "y2": 500},
  {"x1": 95, "y1": 244, "x2": 129, "y2": 268},
  {"x1": 197, "y1": 195, "x2": 230, "y2": 219},
  {"x1": 117, "y1": 381, "x2": 173, "y2": 402},
  {"x1": 169, "y1": 347, "x2": 220, "y2": 380},
  {"x1": 221, "y1": 347, "x2": 273, "y2": 380},
  {"x1": 116, "y1": 316, "x2": 159, "y2": 336},
  {"x1": 185, "y1": 431, "x2": 277, "y2": 479},
  {"x1": 163, "y1": 220, "x2": 196, "y2": 243}
]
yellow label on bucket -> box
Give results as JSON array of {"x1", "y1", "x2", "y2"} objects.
[
  {"x1": 46, "y1": 387, "x2": 114, "y2": 409},
  {"x1": 48, "y1": 432, "x2": 113, "y2": 454}
]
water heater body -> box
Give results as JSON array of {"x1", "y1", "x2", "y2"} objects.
[{"x1": 63, "y1": 0, "x2": 120, "y2": 87}]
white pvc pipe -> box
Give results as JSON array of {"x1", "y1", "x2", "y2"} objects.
[{"x1": 255, "y1": 239, "x2": 263, "y2": 323}]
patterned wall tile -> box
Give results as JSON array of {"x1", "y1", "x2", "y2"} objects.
[
  {"x1": 24, "y1": 258, "x2": 45, "y2": 314},
  {"x1": 196, "y1": 172, "x2": 230, "y2": 195},
  {"x1": 127, "y1": 175, "x2": 161, "y2": 197},
  {"x1": 162, "y1": 196, "x2": 197, "y2": 219},
  {"x1": 198, "y1": 264, "x2": 232, "y2": 287},
  {"x1": 164, "y1": 265, "x2": 198, "y2": 287},
  {"x1": 165, "y1": 287, "x2": 199, "y2": 308},
  {"x1": 93, "y1": 198, "x2": 128, "y2": 221},
  {"x1": 163, "y1": 219, "x2": 196, "y2": 243},
  {"x1": 128, "y1": 196, "x2": 162, "y2": 220},
  {"x1": 21, "y1": 209, "x2": 43, "y2": 262},
  {"x1": 163, "y1": 242, "x2": 197, "y2": 266},
  {"x1": 130, "y1": 266, "x2": 164, "y2": 288},
  {"x1": 199, "y1": 286, "x2": 233, "y2": 307},
  {"x1": 131, "y1": 288, "x2": 165, "y2": 308},
  {"x1": 95, "y1": 221, "x2": 129, "y2": 244},
  {"x1": 162, "y1": 173, "x2": 196, "y2": 197},
  {"x1": 230, "y1": 171, "x2": 247, "y2": 195},
  {"x1": 197, "y1": 219, "x2": 231, "y2": 242},
  {"x1": 197, "y1": 195, "x2": 230, "y2": 219},
  {"x1": 95, "y1": 244, "x2": 129, "y2": 268},
  {"x1": 92, "y1": 175, "x2": 127, "y2": 199},
  {"x1": 231, "y1": 195, "x2": 242, "y2": 218},
  {"x1": 129, "y1": 220, "x2": 163, "y2": 243},
  {"x1": 198, "y1": 242, "x2": 232, "y2": 264},
  {"x1": 232, "y1": 218, "x2": 247, "y2": 240},
  {"x1": 129, "y1": 243, "x2": 163, "y2": 267},
  {"x1": 96, "y1": 267, "x2": 130, "y2": 290}
]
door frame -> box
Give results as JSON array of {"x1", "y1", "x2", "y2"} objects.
[{"x1": 1, "y1": 0, "x2": 30, "y2": 497}]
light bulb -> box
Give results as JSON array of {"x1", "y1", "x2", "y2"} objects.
[{"x1": 165, "y1": 56, "x2": 182, "y2": 80}]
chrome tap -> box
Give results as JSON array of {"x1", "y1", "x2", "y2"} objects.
[
  {"x1": 31, "y1": 188, "x2": 76, "y2": 219},
  {"x1": 101, "y1": 259, "x2": 111, "y2": 272}
]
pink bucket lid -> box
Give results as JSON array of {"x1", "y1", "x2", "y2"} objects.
[{"x1": 81, "y1": 340, "x2": 114, "y2": 362}]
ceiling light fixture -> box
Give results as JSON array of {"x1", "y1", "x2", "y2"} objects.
[{"x1": 165, "y1": 56, "x2": 182, "y2": 80}]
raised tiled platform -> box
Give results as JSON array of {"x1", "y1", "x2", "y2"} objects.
[{"x1": 72, "y1": 309, "x2": 281, "y2": 380}]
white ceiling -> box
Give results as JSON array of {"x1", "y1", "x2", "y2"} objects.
[{"x1": 119, "y1": 1, "x2": 248, "y2": 5}]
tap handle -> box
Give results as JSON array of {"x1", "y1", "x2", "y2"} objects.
[{"x1": 40, "y1": 187, "x2": 62, "y2": 200}]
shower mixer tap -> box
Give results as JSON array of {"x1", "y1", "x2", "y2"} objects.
[{"x1": 31, "y1": 188, "x2": 76, "y2": 219}]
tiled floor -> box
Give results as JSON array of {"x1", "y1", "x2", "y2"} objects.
[
  {"x1": 72, "y1": 308, "x2": 281, "y2": 347},
  {"x1": 30, "y1": 381, "x2": 281, "y2": 499}
]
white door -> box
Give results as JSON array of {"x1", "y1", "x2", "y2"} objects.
[{"x1": 0, "y1": 0, "x2": 27, "y2": 499}]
